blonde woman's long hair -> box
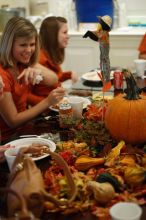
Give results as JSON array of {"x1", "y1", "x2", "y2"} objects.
[
  {"x1": 39, "y1": 16, "x2": 67, "y2": 64},
  {"x1": 0, "y1": 16, "x2": 39, "y2": 68}
]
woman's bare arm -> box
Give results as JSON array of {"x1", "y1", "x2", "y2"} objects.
[
  {"x1": 34, "y1": 63, "x2": 58, "y2": 86},
  {"x1": 0, "y1": 87, "x2": 65, "y2": 128}
]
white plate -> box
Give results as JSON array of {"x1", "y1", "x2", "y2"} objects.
[
  {"x1": 81, "y1": 70, "x2": 114, "y2": 82},
  {"x1": 5, "y1": 137, "x2": 56, "y2": 161},
  {"x1": 50, "y1": 96, "x2": 91, "y2": 112}
]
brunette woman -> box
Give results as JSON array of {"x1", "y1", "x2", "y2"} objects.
[{"x1": 28, "y1": 16, "x2": 78, "y2": 105}]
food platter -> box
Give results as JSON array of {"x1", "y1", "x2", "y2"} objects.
[
  {"x1": 5, "y1": 137, "x2": 56, "y2": 161},
  {"x1": 81, "y1": 70, "x2": 114, "y2": 82},
  {"x1": 50, "y1": 96, "x2": 91, "y2": 112}
]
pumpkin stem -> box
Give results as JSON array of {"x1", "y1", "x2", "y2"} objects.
[{"x1": 122, "y1": 69, "x2": 141, "y2": 100}]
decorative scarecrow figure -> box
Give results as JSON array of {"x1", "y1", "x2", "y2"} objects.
[{"x1": 83, "y1": 15, "x2": 112, "y2": 92}]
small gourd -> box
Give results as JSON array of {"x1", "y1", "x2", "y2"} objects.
[
  {"x1": 96, "y1": 172, "x2": 122, "y2": 192},
  {"x1": 105, "y1": 140, "x2": 125, "y2": 167},
  {"x1": 86, "y1": 181, "x2": 116, "y2": 204},
  {"x1": 75, "y1": 155, "x2": 105, "y2": 171},
  {"x1": 124, "y1": 165, "x2": 146, "y2": 187}
]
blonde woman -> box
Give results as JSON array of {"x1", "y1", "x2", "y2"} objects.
[{"x1": 0, "y1": 17, "x2": 65, "y2": 142}]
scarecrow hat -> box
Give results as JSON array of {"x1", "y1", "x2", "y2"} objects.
[{"x1": 98, "y1": 15, "x2": 112, "y2": 31}]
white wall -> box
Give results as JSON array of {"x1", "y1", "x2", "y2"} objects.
[{"x1": 125, "y1": 0, "x2": 146, "y2": 16}]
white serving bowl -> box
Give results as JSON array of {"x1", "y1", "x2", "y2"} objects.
[{"x1": 4, "y1": 137, "x2": 56, "y2": 171}]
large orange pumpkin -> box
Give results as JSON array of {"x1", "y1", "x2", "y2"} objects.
[{"x1": 105, "y1": 69, "x2": 146, "y2": 145}]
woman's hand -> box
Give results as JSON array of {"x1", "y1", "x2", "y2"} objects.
[
  {"x1": 71, "y1": 72, "x2": 78, "y2": 83},
  {"x1": 0, "y1": 145, "x2": 12, "y2": 163},
  {"x1": 17, "y1": 67, "x2": 43, "y2": 85},
  {"x1": 47, "y1": 87, "x2": 65, "y2": 107},
  {"x1": 34, "y1": 63, "x2": 58, "y2": 86}
]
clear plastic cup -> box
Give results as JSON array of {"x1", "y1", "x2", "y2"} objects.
[
  {"x1": 109, "y1": 202, "x2": 142, "y2": 220},
  {"x1": 68, "y1": 96, "x2": 83, "y2": 119}
]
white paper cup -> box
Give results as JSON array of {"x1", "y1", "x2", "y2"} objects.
[
  {"x1": 68, "y1": 96, "x2": 83, "y2": 119},
  {"x1": 134, "y1": 59, "x2": 146, "y2": 77},
  {"x1": 109, "y1": 202, "x2": 142, "y2": 220},
  {"x1": 4, "y1": 147, "x2": 21, "y2": 171}
]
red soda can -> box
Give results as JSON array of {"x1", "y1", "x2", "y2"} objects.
[{"x1": 113, "y1": 71, "x2": 123, "y2": 89}]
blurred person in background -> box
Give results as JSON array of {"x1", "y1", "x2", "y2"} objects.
[
  {"x1": 0, "y1": 76, "x2": 4, "y2": 99},
  {"x1": 138, "y1": 33, "x2": 146, "y2": 59},
  {"x1": 28, "y1": 16, "x2": 78, "y2": 105},
  {"x1": 0, "y1": 16, "x2": 65, "y2": 143},
  {"x1": 0, "y1": 76, "x2": 5, "y2": 162}
]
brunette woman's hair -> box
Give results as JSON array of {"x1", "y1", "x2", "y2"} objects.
[
  {"x1": 0, "y1": 16, "x2": 39, "y2": 68},
  {"x1": 39, "y1": 16, "x2": 67, "y2": 64}
]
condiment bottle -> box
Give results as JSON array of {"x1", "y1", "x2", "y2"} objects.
[{"x1": 59, "y1": 102, "x2": 73, "y2": 128}]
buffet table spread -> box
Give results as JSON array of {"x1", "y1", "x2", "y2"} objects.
[{"x1": 1, "y1": 75, "x2": 146, "y2": 220}]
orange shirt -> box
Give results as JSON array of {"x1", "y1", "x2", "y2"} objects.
[
  {"x1": 39, "y1": 49, "x2": 72, "y2": 82},
  {"x1": 0, "y1": 65, "x2": 31, "y2": 142},
  {"x1": 138, "y1": 33, "x2": 146, "y2": 53},
  {"x1": 28, "y1": 49, "x2": 72, "y2": 106}
]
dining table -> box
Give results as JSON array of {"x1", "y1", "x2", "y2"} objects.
[{"x1": 1, "y1": 74, "x2": 146, "y2": 220}]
